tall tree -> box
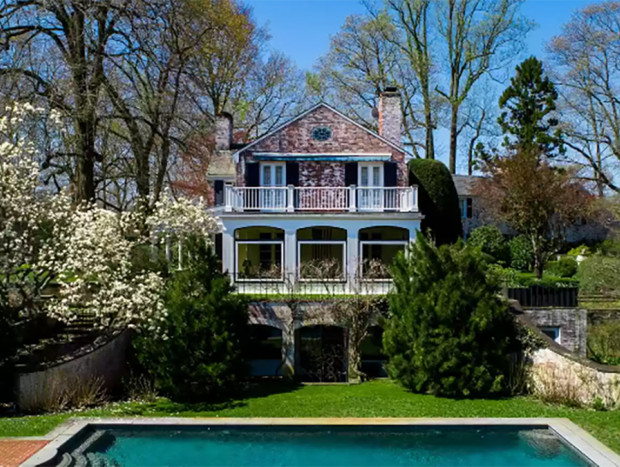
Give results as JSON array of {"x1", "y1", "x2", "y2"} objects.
[
  {"x1": 548, "y1": 1, "x2": 620, "y2": 195},
  {"x1": 0, "y1": 0, "x2": 125, "y2": 201},
  {"x1": 315, "y1": 13, "x2": 423, "y2": 156},
  {"x1": 498, "y1": 56, "x2": 564, "y2": 158},
  {"x1": 435, "y1": 0, "x2": 531, "y2": 173},
  {"x1": 476, "y1": 149, "x2": 589, "y2": 278},
  {"x1": 384, "y1": 0, "x2": 436, "y2": 158}
]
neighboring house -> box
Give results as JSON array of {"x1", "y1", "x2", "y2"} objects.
[
  {"x1": 452, "y1": 174, "x2": 613, "y2": 243},
  {"x1": 210, "y1": 88, "x2": 422, "y2": 297},
  {"x1": 452, "y1": 175, "x2": 483, "y2": 238}
]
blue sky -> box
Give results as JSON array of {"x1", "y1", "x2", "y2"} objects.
[{"x1": 246, "y1": 0, "x2": 591, "y2": 70}]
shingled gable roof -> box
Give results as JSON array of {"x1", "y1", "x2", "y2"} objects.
[{"x1": 232, "y1": 102, "x2": 410, "y2": 163}]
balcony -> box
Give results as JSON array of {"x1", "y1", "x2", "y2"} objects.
[{"x1": 223, "y1": 185, "x2": 418, "y2": 213}]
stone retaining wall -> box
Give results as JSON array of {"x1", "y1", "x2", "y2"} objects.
[{"x1": 15, "y1": 330, "x2": 130, "y2": 412}]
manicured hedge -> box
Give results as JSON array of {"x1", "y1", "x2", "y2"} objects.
[{"x1": 408, "y1": 159, "x2": 462, "y2": 245}]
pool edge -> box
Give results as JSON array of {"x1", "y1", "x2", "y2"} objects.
[{"x1": 22, "y1": 417, "x2": 620, "y2": 467}]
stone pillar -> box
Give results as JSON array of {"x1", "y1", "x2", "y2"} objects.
[
  {"x1": 215, "y1": 113, "x2": 233, "y2": 151},
  {"x1": 346, "y1": 227, "x2": 359, "y2": 293},
  {"x1": 281, "y1": 323, "x2": 296, "y2": 378},
  {"x1": 378, "y1": 87, "x2": 402, "y2": 145}
]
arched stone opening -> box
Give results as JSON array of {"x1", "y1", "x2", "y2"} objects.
[
  {"x1": 247, "y1": 324, "x2": 284, "y2": 377},
  {"x1": 361, "y1": 325, "x2": 388, "y2": 378},
  {"x1": 296, "y1": 325, "x2": 347, "y2": 382}
]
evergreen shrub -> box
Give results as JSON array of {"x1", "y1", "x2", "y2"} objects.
[
  {"x1": 545, "y1": 257, "x2": 577, "y2": 278},
  {"x1": 467, "y1": 225, "x2": 509, "y2": 265},
  {"x1": 408, "y1": 159, "x2": 462, "y2": 245},
  {"x1": 134, "y1": 238, "x2": 249, "y2": 402},
  {"x1": 383, "y1": 235, "x2": 521, "y2": 398},
  {"x1": 509, "y1": 235, "x2": 534, "y2": 271}
]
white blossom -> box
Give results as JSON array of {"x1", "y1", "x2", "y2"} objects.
[{"x1": 1, "y1": 102, "x2": 219, "y2": 333}]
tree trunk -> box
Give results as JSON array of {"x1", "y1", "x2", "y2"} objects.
[
  {"x1": 449, "y1": 104, "x2": 458, "y2": 174},
  {"x1": 424, "y1": 104, "x2": 434, "y2": 160}
]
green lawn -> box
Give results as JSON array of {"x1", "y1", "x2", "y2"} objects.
[{"x1": 1, "y1": 380, "x2": 619, "y2": 453}]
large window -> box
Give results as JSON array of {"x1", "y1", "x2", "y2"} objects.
[
  {"x1": 359, "y1": 227, "x2": 408, "y2": 280},
  {"x1": 297, "y1": 227, "x2": 346, "y2": 281},
  {"x1": 235, "y1": 227, "x2": 284, "y2": 281}
]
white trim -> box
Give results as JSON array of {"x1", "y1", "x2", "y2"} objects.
[
  {"x1": 235, "y1": 240, "x2": 284, "y2": 282},
  {"x1": 297, "y1": 240, "x2": 347, "y2": 282},
  {"x1": 232, "y1": 102, "x2": 410, "y2": 162},
  {"x1": 253, "y1": 152, "x2": 392, "y2": 157}
]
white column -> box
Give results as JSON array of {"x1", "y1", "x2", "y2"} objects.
[
  {"x1": 222, "y1": 228, "x2": 235, "y2": 278},
  {"x1": 284, "y1": 228, "x2": 297, "y2": 290},
  {"x1": 348, "y1": 185, "x2": 357, "y2": 212},
  {"x1": 287, "y1": 185, "x2": 295, "y2": 212},
  {"x1": 346, "y1": 227, "x2": 359, "y2": 293}
]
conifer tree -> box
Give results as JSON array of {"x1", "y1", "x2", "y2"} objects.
[
  {"x1": 383, "y1": 235, "x2": 520, "y2": 397},
  {"x1": 497, "y1": 56, "x2": 564, "y2": 157}
]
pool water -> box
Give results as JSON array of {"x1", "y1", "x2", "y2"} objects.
[{"x1": 66, "y1": 425, "x2": 589, "y2": 466}]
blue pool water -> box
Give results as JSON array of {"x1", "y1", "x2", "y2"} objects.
[{"x1": 65, "y1": 425, "x2": 589, "y2": 466}]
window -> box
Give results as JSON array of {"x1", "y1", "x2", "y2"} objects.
[
  {"x1": 359, "y1": 227, "x2": 408, "y2": 280},
  {"x1": 259, "y1": 163, "x2": 286, "y2": 210},
  {"x1": 359, "y1": 163, "x2": 384, "y2": 210},
  {"x1": 540, "y1": 326, "x2": 561, "y2": 343},
  {"x1": 297, "y1": 227, "x2": 346, "y2": 281},
  {"x1": 235, "y1": 227, "x2": 284, "y2": 281},
  {"x1": 311, "y1": 126, "x2": 332, "y2": 141},
  {"x1": 460, "y1": 197, "x2": 473, "y2": 219}
]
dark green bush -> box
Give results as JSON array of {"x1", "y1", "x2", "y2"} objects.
[
  {"x1": 134, "y1": 238, "x2": 249, "y2": 402},
  {"x1": 384, "y1": 235, "x2": 520, "y2": 398},
  {"x1": 509, "y1": 235, "x2": 534, "y2": 271},
  {"x1": 588, "y1": 322, "x2": 620, "y2": 365},
  {"x1": 545, "y1": 257, "x2": 578, "y2": 278},
  {"x1": 467, "y1": 225, "x2": 510, "y2": 265},
  {"x1": 408, "y1": 159, "x2": 462, "y2": 245}
]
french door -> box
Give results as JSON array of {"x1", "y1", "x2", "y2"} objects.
[
  {"x1": 260, "y1": 163, "x2": 286, "y2": 209},
  {"x1": 359, "y1": 163, "x2": 384, "y2": 210}
]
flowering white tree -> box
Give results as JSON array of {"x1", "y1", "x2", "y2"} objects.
[{"x1": 0, "y1": 103, "x2": 220, "y2": 335}]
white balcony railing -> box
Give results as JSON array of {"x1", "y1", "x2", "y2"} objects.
[{"x1": 224, "y1": 185, "x2": 418, "y2": 213}]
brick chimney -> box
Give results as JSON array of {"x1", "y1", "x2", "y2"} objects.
[
  {"x1": 378, "y1": 87, "x2": 402, "y2": 145},
  {"x1": 215, "y1": 112, "x2": 233, "y2": 151}
]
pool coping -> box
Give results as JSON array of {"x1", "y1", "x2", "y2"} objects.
[{"x1": 22, "y1": 417, "x2": 620, "y2": 467}]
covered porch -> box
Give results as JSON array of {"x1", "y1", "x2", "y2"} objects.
[{"x1": 220, "y1": 214, "x2": 421, "y2": 295}]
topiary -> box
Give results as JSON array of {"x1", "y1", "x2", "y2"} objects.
[
  {"x1": 133, "y1": 237, "x2": 249, "y2": 402},
  {"x1": 467, "y1": 225, "x2": 510, "y2": 265},
  {"x1": 384, "y1": 235, "x2": 521, "y2": 398},
  {"x1": 545, "y1": 257, "x2": 578, "y2": 278},
  {"x1": 408, "y1": 159, "x2": 462, "y2": 245},
  {"x1": 509, "y1": 235, "x2": 534, "y2": 271}
]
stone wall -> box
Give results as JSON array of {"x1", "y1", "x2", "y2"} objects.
[
  {"x1": 15, "y1": 330, "x2": 131, "y2": 412},
  {"x1": 299, "y1": 161, "x2": 345, "y2": 188},
  {"x1": 530, "y1": 347, "x2": 620, "y2": 409},
  {"x1": 523, "y1": 308, "x2": 587, "y2": 356}
]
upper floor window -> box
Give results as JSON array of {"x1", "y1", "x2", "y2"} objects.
[
  {"x1": 260, "y1": 163, "x2": 285, "y2": 187},
  {"x1": 311, "y1": 126, "x2": 332, "y2": 141},
  {"x1": 359, "y1": 163, "x2": 384, "y2": 187}
]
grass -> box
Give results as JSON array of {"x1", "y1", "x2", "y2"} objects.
[{"x1": 1, "y1": 380, "x2": 619, "y2": 453}]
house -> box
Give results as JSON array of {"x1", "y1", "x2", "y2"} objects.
[
  {"x1": 211, "y1": 88, "x2": 422, "y2": 296},
  {"x1": 208, "y1": 89, "x2": 421, "y2": 380},
  {"x1": 453, "y1": 174, "x2": 614, "y2": 243}
]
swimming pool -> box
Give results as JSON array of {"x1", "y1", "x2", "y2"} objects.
[{"x1": 28, "y1": 418, "x2": 620, "y2": 467}]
